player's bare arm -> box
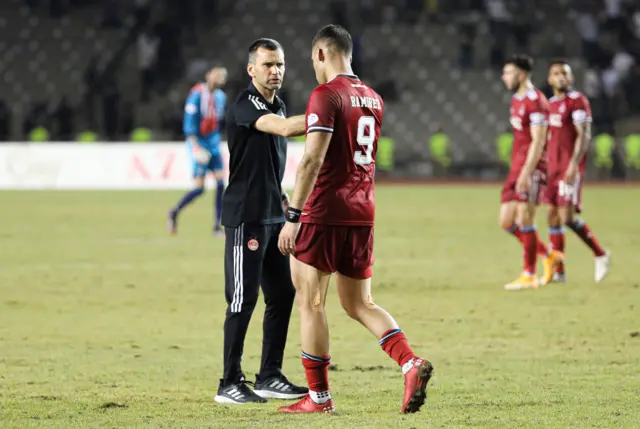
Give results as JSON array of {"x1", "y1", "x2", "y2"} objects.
[
  {"x1": 278, "y1": 131, "x2": 332, "y2": 255},
  {"x1": 289, "y1": 131, "x2": 332, "y2": 209},
  {"x1": 516, "y1": 123, "x2": 547, "y2": 194},
  {"x1": 254, "y1": 114, "x2": 306, "y2": 137},
  {"x1": 565, "y1": 121, "x2": 591, "y2": 184}
]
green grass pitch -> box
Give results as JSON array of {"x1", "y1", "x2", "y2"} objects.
[{"x1": 1, "y1": 185, "x2": 639, "y2": 428}]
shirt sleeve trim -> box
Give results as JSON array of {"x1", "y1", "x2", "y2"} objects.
[{"x1": 307, "y1": 126, "x2": 334, "y2": 133}]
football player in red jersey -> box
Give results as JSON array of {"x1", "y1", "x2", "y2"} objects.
[
  {"x1": 544, "y1": 60, "x2": 610, "y2": 283},
  {"x1": 499, "y1": 55, "x2": 564, "y2": 290},
  {"x1": 277, "y1": 25, "x2": 433, "y2": 414}
]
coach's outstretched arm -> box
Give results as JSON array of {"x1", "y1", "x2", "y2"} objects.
[
  {"x1": 255, "y1": 114, "x2": 306, "y2": 137},
  {"x1": 516, "y1": 122, "x2": 548, "y2": 194},
  {"x1": 278, "y1": 131, "x2": 332, "y2": 255}
]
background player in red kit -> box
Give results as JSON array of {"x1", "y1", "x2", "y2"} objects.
[
  {"x1": 277, "y1": 25, "x2": 433, "y2": 414},
  {"x1": 544, "y1": 60, "x2": 610, "y2": 283},
  {"x1": 499, "y1": 55, "x2": 564, "y2": 291}
]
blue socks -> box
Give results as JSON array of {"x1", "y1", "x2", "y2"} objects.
[
  {"x1": 215, "y1": 180, "x2": 225, "y2": 228},
  {"x1": 172, "y1": 181, "x2": 224, "y2": 229},
  {"x1": 173, "y1": 187, "x2": 204, "y2": 213}
]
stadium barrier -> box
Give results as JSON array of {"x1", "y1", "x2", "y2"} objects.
[{"x1": 0, "y1": 143, "x2": 305, "y2": 190}]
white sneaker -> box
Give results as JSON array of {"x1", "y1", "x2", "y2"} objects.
[{"x1": 595, "y1": 250, "x2": 611, "y2": 283}]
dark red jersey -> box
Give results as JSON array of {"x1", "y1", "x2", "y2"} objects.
[
  {"x1": 301, "y1": 74, "x2": 383, "y2": 226},
  {"x1": 547, "y1": 90, "x2": 592, "y2": 174},
  {"x1": 509, "y1": 87, "x2": 550, "y2": 173}
]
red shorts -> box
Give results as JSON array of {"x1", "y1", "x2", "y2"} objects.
[
  {"x1": 501, "y1": 168, "x2": 546, "y2": 204},
  {"x1": 294, "y1": 223, "x2": 374, "y2": 279},
  {"x1": 543, "y1": 172, "x2": 584, "y2": 213}
]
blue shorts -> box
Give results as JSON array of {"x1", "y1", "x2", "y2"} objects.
[
  {"x1": 187, "y1": 141, "x2": 223, "y2": 177},
  {"x1": 191, "y1": 152, "x2": 223, "y2": 178}
]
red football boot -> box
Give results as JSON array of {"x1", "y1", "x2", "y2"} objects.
[
  {"x1": 401, "y1": 358, "x2": 434, "y2": 414},
  {"x1": 278, "y1": 394, "x2": 335, "y2": 414}
]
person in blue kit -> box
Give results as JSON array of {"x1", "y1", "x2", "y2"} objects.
[{"x1": 168, "y1": 65, "x2": 228, "y2": 235}]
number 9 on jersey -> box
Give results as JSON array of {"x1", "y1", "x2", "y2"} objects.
[{"x1": 354, "y1": 116, "x2": 376, "y2": 166}]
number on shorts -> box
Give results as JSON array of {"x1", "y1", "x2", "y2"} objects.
[
  {"x1": 354, "y1": 116, "x2": 376, "y2": 166},
  {"x1": 558, "y1": 180, "x2": 574, "y2": 197}
]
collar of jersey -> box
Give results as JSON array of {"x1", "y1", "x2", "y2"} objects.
[
  {"x1": 512, "y1": 82, "x2": 537, "y2": 101},
  {"x1": 549, "y1": 88, "x2": 577, "y2": 102},
  {"x1": 329, "y1": 73, "x2": 360, "y2": 83}
]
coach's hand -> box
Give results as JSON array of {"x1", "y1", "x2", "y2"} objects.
[
  {"x1": 564, "y1": 162, "x2": 578, "y2": 185},
  {"x1": 278, "y1": 222, "x2": 299, "y2": 255},
  {"x1": 515, "y1": 171, "x2": 532, "y2": 195}
]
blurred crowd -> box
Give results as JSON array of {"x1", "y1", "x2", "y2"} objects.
[
  {"x1": 570, "y1": 0, "x2": 640, "y2": 133},
  {"x1": 451, "y1": 0, "x2": 640, "y2": 133},
  {"x1": 0, "y1": 0, "x2": 639, "y2": 143},
  {"x1": 0, "y1": 0, "x2": 225, "y2": 142}
]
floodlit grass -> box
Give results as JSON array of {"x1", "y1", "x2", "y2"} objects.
[{"x1": 1, "y1": 186, "x2": 639, "y2": 428}]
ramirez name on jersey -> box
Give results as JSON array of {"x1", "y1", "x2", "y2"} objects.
[{"x1": 303, "y1": 74, "x2": 384, "y2": 226}]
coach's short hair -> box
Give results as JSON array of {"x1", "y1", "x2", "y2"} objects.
[
  {"x1": 504, "y1": 54, "x2": 534, "y2": 73},
  {"x1": 248, "y1": 38, "x2": 283, "y2": 63},
  {"x1": 548, "y1": 58, "x2": 569, "y2": 70},
  {"x1": 312, "y1": 24, "x2": 353, "y2": 55}
]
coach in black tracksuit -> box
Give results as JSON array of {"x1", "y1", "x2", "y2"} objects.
[{"x1": 214, "y1": 38, "x2": 308, "y2": 405}]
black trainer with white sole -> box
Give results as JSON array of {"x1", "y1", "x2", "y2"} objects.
[
  {"x1": 253, "y1": 374, "x2": 308, "y2": 400},
  {"x1": 214, "y1": 379, "x2": 267, "y2": 404}
]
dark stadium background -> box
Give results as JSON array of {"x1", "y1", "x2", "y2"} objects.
[{"x1": 1, "y1": 0, "x2": 639, "y2": 179}]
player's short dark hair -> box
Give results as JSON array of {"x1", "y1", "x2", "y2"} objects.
[
  {"x1": 312, "y1": 24, "x2": 353, "y2": 55},
  {"x1": 548, "y1": 58, "x2": 569, "y2": 70},
  {"x1": 248, "y1": 38, "x2": 283, "y2": 63},
  {"x1": 504, "y1": 54, "x2": 534, "y2": 73}
]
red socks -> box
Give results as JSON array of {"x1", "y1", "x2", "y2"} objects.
[
  {"x1": 567, "y1": 219, "x2": 606, "y2": 257},
  {"x1": 519, "y1": 225, "x2": 538, "y2": 275},
  {"x1": 302, "y1": 330, "x2": 417, "y2": 396},
  {"x1": 379, "y1": 329, "x2": 416, "y2": 367},
  {"x1": 507, "y1": 224, "x2": 548, "y2": 256},
  {"x1": 506, "y1": 219, "x2": 606, "y2": 275},
  {"x1": 301, "y1": 353, "x2": 330, "y2": 393},
  {"x1": 507, "y1": 224, "x2": 523, "y2": 240},
  {"x1": 549, "y1": 226, "x2": 565, "y2": 272}
]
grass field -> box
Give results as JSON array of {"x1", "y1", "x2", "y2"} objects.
[{"x1": 1, "y1": 185, "x2": 639, "y2": 429}]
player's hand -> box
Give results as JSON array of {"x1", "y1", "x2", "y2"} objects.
[
  {"x1": 515, "y1": 171, "x2": 532, "y2": 195},
  {"x1": 564, "y1": 162, "x2": 578, "y2": 185},
  {"x1": 278, "y1": 222, "x2": 299, "y2": 255},
  {"x1": 282, "y1": 197, "x2": 290, "y2": 213},
  {"x1": 193, "y1": 146, "x2": 211, "y2": 165}
]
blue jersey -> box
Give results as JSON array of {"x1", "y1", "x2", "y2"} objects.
[{"x1": 184, "y1": 83, "x2": 226, "y2": 154}]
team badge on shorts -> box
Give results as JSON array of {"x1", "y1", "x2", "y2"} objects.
[{"x1": 247, "y1": 237, "x2": 259, "y2": 251}]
